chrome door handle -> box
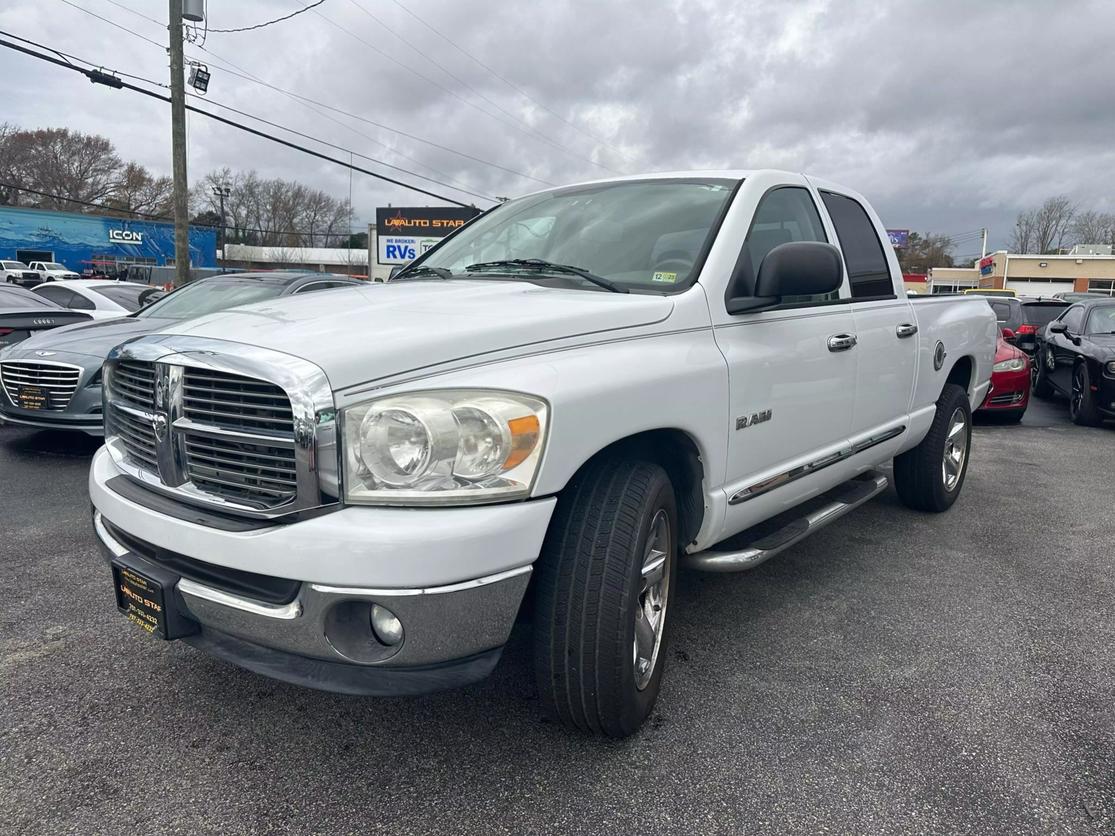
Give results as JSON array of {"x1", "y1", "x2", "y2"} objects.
[
  {"x1": 827, "y1": 333, "x2": 858, "y2": 352},
  {"x1": 896, "y1": 322, "x2": 918, "y2": 338}
]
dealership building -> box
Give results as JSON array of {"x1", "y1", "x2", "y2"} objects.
[
  {"x1": 929, "y1": 246, "x2": 1115, "y2": 296},
  {"x1": 0, "y1": 205, "x2": 217, "y2": 274}
]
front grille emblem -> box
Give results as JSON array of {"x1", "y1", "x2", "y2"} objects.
[{"x1": 152, "y1": 412, "x2": 168, "y2": 442}]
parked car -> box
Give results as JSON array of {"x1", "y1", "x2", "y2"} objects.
[
  {"x1": 27, "y1": 260, "x2": 82, "y2": 281},
  {"x1": 0, "y1": 284, "x2": 92, "y2": 351},
  {"x1": 1052, "y1": 291, "x2": 1112, "y2": 302},
  {"x1": 0, "y1": 271, "x2": 362, "y2": 434},
  {"x1": 31, "y1": 279, "x2": 158, "y2": 321},
  {"x1": 1, "y1": 260, "x2": 43, "y2": 287},
  {"x1": 88, "y1": 170, "x2": 996, "y2": 737},
  {"x1": 976, "y1": 334, "x2": 1030, "y2": 423},
  {"x1": 1033, "y1": 298, "x2": 1115, "y2": 425}
]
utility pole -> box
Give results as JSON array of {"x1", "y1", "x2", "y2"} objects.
[
  {"x1": 169, "y1": 0, "x2": 190, "y2": 287},
  {"x1": 980, "y1": 227, "x2": 988, "y2": 259}
]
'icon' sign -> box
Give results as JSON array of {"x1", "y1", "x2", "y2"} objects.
[{"x1": 109, "y1": 229, "x2": 144, "y2": 244}]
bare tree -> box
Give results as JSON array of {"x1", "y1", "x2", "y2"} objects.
[
  {"x1": 1009, "y1": 209, "x2": 1037, "y2": 253},
  {"x1": 109, "y1": 163, "x2": 173, "y2": 217},
  {"x1": 1070, "y1": 209, "x2": 1115, "y2": 247},
  {"x1": 1033, "y1": 196, "x2": 1076, "y2": 253}
]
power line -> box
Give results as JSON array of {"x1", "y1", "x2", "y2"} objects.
[
  {"x1": 208, "y1": 0, "x2": 325, "y2": 34},
  {"x1": 56, "y1": 0, "x2": 164, "y2": 49},
  {"x1": 85, "y1": 0, "x2": 558, "y2": 187},
  {"x1": 0, "y1": 28, "x2": 494, "y2": 202},
  {"x1": 0, "y1": 36, "x2": 479, "y2": 208},
  {"x1": 384, "y1": 0, "x2": 632, "y2": 161}
]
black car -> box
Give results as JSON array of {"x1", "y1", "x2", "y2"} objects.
[
  {"x1": 1033, "y1": 299, "x2": 1115, "y2": 425},
  {"x1": 0, "y1": 284, "x2": 93, "y2": 350}
]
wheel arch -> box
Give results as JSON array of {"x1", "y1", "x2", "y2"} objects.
[
  {"x1": 551, "y1": 428, "x2": 706, "y2": 551},
  {"x1": 945, "y1": 354, "x2": 974, "y2": 399}
]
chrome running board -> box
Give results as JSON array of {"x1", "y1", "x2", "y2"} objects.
[{"x1": 686, "y1": 470, "x2": 889, "y2": 573}]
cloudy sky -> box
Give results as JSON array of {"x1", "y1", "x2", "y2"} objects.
[{"x1": 1, "y1": 0, "x2": 1112, "y2": 257}]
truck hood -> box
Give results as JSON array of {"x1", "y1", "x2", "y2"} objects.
[
  {"x1": 154, "y1": 280, "x2": 674, "y2": 389},
  {"x1": 6, "y1": 315, "x2": 173, "y2": 359}
]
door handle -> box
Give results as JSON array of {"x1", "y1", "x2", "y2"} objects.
[
  {"x1": 896, "y1": 322, "x2": 918, "y2": 338},
  {"x1": 827, "y1": 333, "x2": 858, "y2": 352}
]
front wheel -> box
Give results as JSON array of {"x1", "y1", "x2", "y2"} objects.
[
  {"x1": 533, "y1": 457, "x2": 677, "y2": 737},
  {"x1": 1069, "y1": 363, "x2": 1103, "y2": 426},
  {"x1": 894, "y1": 383, "x2": 972, "y2": 512}
]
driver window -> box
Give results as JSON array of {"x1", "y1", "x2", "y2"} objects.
[
  {"x1": 738, "y1": 187, "x2": 833, "y2": 303},
  {"x1": 1060, "y1": 306, "x2": 1084, "y2": 333}
]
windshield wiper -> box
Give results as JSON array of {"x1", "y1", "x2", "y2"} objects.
[
  {"x1": 394, "y1": 265, "x2": 453, "y2": 281},
  {"x1": 464, "y1": 259, "x2": 628, "y2": 294}
]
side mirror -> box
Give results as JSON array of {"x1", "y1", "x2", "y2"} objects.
[
  {"x1": 726, "y1": 242, "x2": 843, "y2": 314},
  {"x1": 1048, "y1": 321, "x2": 1068, "y2": 335},
  {"x1": 1001, "y1": 327, "x2": 1016, "y2": 341}
]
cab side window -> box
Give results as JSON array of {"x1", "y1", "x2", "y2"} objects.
[
  {"x1": 735, "y1": 187, "x2": 832, "y2": 304},
  {"x1": 1060, "y1": 306, "x2": 1084, "y2": 333},
  {"x1": 820, "y1": 191, "x2": 894, "y2": 300}
]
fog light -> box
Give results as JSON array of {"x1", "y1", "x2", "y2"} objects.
[{"x1": 370, "y1": 604, "x2": 403, "y2": 646}]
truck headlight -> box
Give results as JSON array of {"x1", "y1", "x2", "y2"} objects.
[
  {"x1": 993, "y1": 357, "x2": 1025, "y2": 372},
  {"x1": 341, "y1": 390, "x2": 548, "y2": 505},
  {"x1": 1106, "y1": 360, "x2": 1115, "y2": 376}
]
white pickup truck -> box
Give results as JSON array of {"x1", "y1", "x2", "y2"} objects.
[{"x1": 90, "y1": 170, "x2": 995, "y2": 737}]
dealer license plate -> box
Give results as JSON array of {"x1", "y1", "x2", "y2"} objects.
[
  {"x1": 18, "y1": 384, "x2": 47, "y2": 410},
  {"x1": 112, "y1": 561, "x2": 169, "y2": 638}
]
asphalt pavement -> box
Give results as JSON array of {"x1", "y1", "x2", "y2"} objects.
[{"x1": 1, "y1": 397, "x2": 1112, "y2": 835}]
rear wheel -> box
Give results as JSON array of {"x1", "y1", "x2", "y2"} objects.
[
  {"x1": 533, "y1": 457, "x2": 677, "y2": 737},
  {"x1": 1069, "y1": 363, "x2": 1102, "y2": 426},
  {"x1": 894, "y1": 383, "x2": 972, "y2": 512}
]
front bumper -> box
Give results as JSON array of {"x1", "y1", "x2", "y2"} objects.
[
  {"x1": 978, "y1": 367, "x2": 1030, "y2": 413},
  {"x1": 90, "y1": 447, "x2": 556, "y2": 694}
]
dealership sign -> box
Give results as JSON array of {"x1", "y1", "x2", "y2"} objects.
[
  {"x1": 375, "y1": 206, "x2": 479, "y2": 264},
  {"x1": 109, "y1": 229, "x2": 144, "y2": 245},
  {"x1": 886, "y1": 229, "x2": 910, "y2": 248},
  {"x1": 979, "y1": 255, "x2": 995, "y2": 276}
]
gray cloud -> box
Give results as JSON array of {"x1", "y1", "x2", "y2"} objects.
[{"x1": 1, "y1": 0, "x2": 1112, "y2": 254}]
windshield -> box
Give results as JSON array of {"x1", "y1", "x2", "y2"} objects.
[
  {"x1": 43, "y1": 263, "x2": 67, "y2": 270},
  {"x1": 418, "y1": 178, "x2": 739, "y2": 291},
  {"x1": 95, "y1": 283, "x2": 153, "y2": 312},
  {"x1": 2, "y1": 261, "x2": 29, "y2": 270},
  {"x1": 137, "y1": 278, "x2": 285, "y2": 320},
  {"x1": 1085, "y1": 305, "x2": 1115, "y2": 334}
]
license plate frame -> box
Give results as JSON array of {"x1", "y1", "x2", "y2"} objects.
[{"x1": 113, "y1": 561, "x2": 170, "y2": 638}]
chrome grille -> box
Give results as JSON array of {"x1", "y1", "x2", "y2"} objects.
[
  {"x1": 112, "y1": 360, "x2": 156, "y2": 411},
  {"x1": 182, "y1": 369, "x2": 294, "y2": 434},
  {"x1": 0, "y1": 361, "x2": 82, "y2": 411},
  {"x1": 112, "y1": 405, "x2": 159, "y2": 470},
  {"x1": 106, "y1": 358, "x2": 299, "y2": 510}
]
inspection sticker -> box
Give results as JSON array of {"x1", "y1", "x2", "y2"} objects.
[{"x1": 652, "y1": 271, "x2": 678, "y2": 284}]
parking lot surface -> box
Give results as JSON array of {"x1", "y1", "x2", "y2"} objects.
[{"x1": 1, "y1": 398, "x2": 1112, "y2": 835}]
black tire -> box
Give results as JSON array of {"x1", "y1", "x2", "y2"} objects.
[
  {"x1": 534, "y1": 457, "x2": 678, "y2": 738},
  {"x1": 894, "y1": 383, "x2": 972, "y2": 513},
  {"x1": 1033, "y1": 347, "x2": 1055, "y2": 398},
  {"x1": 1069, "y1": 363, "x2": 1103, "y2": 427}
]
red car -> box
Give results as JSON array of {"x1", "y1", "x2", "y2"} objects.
[{"x1": 977, "y1": 332, "x2": 1031, "y2": 423}]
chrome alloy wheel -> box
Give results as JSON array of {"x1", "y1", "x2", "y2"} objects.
[
  {"x1": 942, "y1": 407, "x2": 969, "y2": 492},
  {"x1": 633, "y1": 509, "x2": 671, "y2": 691}
]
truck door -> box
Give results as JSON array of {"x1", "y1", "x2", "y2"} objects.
[
  {"x1": 711, "y1": 183, "x2": 857, "y2": 536},
  {"x1": 819, "y1": 189, "x2": 918, "y2": 446}
]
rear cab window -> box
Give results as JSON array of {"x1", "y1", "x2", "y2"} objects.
[{"x1": 819, "y1": 191, "x2": 895, "y2": 300}]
